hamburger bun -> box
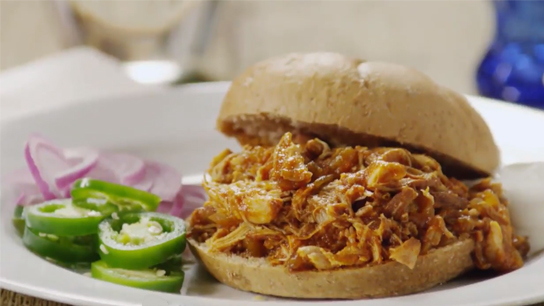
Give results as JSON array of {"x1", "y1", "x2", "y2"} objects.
[
  {"x1": 188, "y1": 238, "x2": 475, "y2": 299},
  {"x1": 187, "y1": 52, "x2": 520, "y2": 300},
  {"x1": 217, "y1": 52, "x2": 499, "y2": 179}
]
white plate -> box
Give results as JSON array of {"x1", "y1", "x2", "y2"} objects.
[{"x1": 1, "y1": 82, "x2": 544, "y2": 306}]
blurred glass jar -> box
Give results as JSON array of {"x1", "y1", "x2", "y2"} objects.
[
  {"x1": 476, "y1": 0, "x2": 544, "y2": 108},
  {"x1": 56, "y1": 0, "x2": 218, "y2": 85}
]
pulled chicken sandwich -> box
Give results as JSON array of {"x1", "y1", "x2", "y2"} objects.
[{"x1": 187, "y1": 52, "x2": 529, "y2": 299}]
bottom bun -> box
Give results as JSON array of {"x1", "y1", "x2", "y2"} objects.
[{"x1": 188, "y1": 238, "x2": 475, "y2": 299}]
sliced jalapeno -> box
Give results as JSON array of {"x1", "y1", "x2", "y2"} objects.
[
  {"x1": 154, "y1": 255, "x2": 183, "y2": 272},
  {"x1": 12, "y1": 205, "x2": 25, "y2": 236},
  {"x1": 25, "y1": 199, "x2": 104, "y2": 236},
  {"x1": 22, "y1": 226, "x2": 98, "y2": 263},
  {"x1": 97, "y1": 212, "x2": 186, "y2": 270},
  {"x1": 71, "y1": 179, "x2": 160, "y2": 213},
  {"x1": 91, "y1": 260, "x2": 184, "y2": 293}
]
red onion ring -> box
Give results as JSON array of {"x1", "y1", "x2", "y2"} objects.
[
  {"x1": 12, "y1": 133, "x2": 196, "y2": 218},
  {"x1": 97, "y1": 152, "x2": 145, "y2": 185},
  {"x1": 134, "y1": 161, "x2": 181, "y2": 202},
  {"x1": 55, "y1": 149, "x2": 99, "y2": 189},
  {"x1": 178, "y1": 185, "x2": 207, "y2": 219},
  {"x1": 24, "y1": 134, "x2": 63, "y2": 200},
  {"x1": 3, "y1": 168, "x2": 45, "y2": 206},
  {"x1": 169, "y1": 190, "x2": 185, "y2": 218}
]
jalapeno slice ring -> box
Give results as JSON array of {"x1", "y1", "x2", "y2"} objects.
[
  {"x1": 12, "y1": 205, "x2": 26, "y2": 236},
  {"x1": 91, "y1": 260, "x2": 184, "y2": 293},
  {"x1": 25, "y1": 199, "x2": 104, "y2": 236},
  {"x1": 71, "y1": 179, "x2": 161, "y2": 213},
  {"x1": 22, "y1": 226, "x2": 98, "y2": 263},
  {"x1": 97, "y1": 212, "x2": 186, "y2": 270}
]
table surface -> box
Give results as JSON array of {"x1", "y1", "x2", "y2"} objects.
[{"x1": 2, "y1": 289, "x2": 69, "y2": 306}]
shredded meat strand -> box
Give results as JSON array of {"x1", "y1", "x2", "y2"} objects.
[{"x1": 189, "y1": 133, "x2": 529, "y2": 273}]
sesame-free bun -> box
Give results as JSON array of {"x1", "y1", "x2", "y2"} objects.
[
  {"x1": 188, "y1": 238, "x2": 475, "y2": 299},
  {"x1": 217, "y1": 52, "x2": 499, "y2": 179}
]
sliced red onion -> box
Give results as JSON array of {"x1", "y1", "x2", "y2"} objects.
[
  {"x1": 132, "y1": 168, "x2": 154, "y2": 192},
  {"x1": 56, "y1": 151, "x2": 142, "y2": 197},
  {"x1": 62, "y1": 147, "x2": 107, "y2": 184},
  {"x1": 150, "y1": 163, "x2": 182, "y2": 202},
  {"x1": 59, "y1": 187, "x2": 71, "y2": 199},
  {"x1": 13, "y1": 184, "x2": 44, "y2": 205},
  {"x1": 178, "y1": 185, "x2": 207, "y2": 219},
  {"x1": 25, "y1": 136, "x2": 100, "y2": 199},
  {"x1": 169, "y1": 189, "x2": 186, "y2": 217},
  {"x1": 156, "y1": 185, "x2": 206, "y2": 218},
  {"x1": 24, "y1": 134, "x2": 65, "y2": 200},
  {"x1": 3, "y1": 169, "x2": 45, "y2": 206},
  {"x1": 15, "y1": 190, "x2": 44, "y2": 206},
  {"x1": 16, "y1": 133, "x2": 186, "y2": 209},
  {"x1": 134, "y1": 162, "x2": 181, "y2": 202},
  {"x1": 97, "y1": 152, "x2": 145, "y2": 185},
  {"x1": 55, "y1": 148, "x2": 98, "y2": 189},
  {"x1": 86, "y1": 164, "x2": 119, "y2": 183},
  {"x1": 56, "y1": 148, "x2": 147, "y2": 191},
  {"x1": 57, "y1": 159, "x2": 120, "y2": 199},
  {"x1": 181, "y1": 184, "x2": 207, "y2": 201},
  {"x1": 178, "y1": 199, "x2": 197, "y2": 219},
  {"x1": 15, "y1": 193, "x2": 25, "y2": 205},
  {"x1": 156, "y1": 201, "x2": 174, "y2": 214}
]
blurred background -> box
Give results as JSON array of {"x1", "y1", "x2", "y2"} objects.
[{"x1": 1, "y1": 0, "x2": 543, "y2": 108}]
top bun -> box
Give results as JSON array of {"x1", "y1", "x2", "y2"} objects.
[{"x1": 217, "y1": 52, "x2": 499, "y2": 179}]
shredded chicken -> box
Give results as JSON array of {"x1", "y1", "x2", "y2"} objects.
[
  {"x1": 189, "y1": 132, "x2": 529, "y2": 272},
  {"x1": 389, "y1": 237, "x2": 421, "y2": 269}
]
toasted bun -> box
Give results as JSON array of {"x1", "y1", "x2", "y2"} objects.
[
  {"x1": 217, "y1": 52, "x2": 499, "y2": 179},
  {"x1": 188, "y1": 238, "x2": 475, "y2": 299}
]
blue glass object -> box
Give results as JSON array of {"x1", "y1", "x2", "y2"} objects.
[{"x1": 476, "y1": 0, "x2": 544, "y2": 108}]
